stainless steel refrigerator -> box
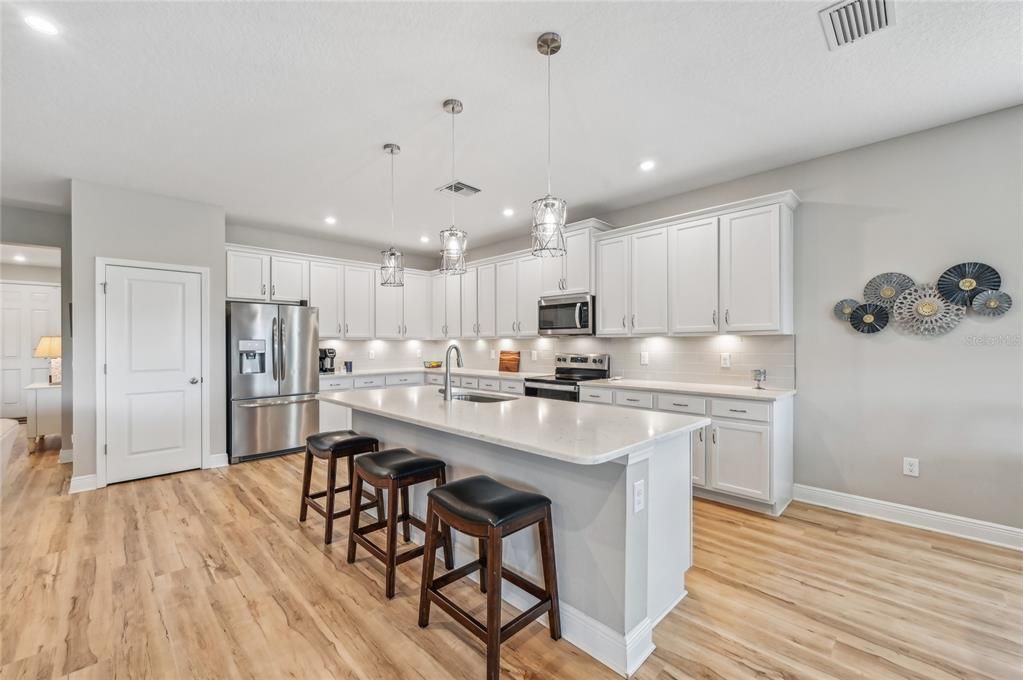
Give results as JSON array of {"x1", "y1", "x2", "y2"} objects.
[{"x1": 227, "y1": 302, "x2": 319, "y2": 462}]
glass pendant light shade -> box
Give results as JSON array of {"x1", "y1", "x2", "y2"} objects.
[
  {"x1": 380, "y1": 246, "x2": 404, "y2": 286},
  {"x1": 530, "y1": 194, "x2": 567, "y2": 257},
  {"x1": 438, "y1": 226, "x2": 467, "y2": 275}
]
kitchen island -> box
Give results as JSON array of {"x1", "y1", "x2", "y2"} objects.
[{"x1": 319, "y1": 385, "x2": 709, "y2": 676}]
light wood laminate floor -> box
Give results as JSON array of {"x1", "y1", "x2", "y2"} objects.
[{"x1": 2, "y1": 430, "x2": 1020, "y2": 679}]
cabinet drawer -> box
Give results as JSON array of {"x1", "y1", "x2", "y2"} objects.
[
  {"x1": 579, "y1": 388, "x2": 614, "y2": 404},
  {"x1": 479, "y1": 378, "x2": 501, "y2": 391},
  {"x1": 711, "y1": 398, "x2": 770, "y2": 422},
  {"x1": 354, "y1": 376, "x2": 384, "y2": 389},
  {"x1": 386, "y1": 373, "x2": 423, "y2": 387},
  {"x1": 460, "y1": 377, "x2": 479, "y2": 389},
  {"x1": 655, "y1": 394, "x2": 707, "y2": 415},
  {"x1": 426, "y1": 374, "x2": 444, "y2": 385},
  {"x1": 501, "y1": 381, "x2": 524, "y2": 394},
  {"x1": 320, "y1": 377, "x2": 353, "y2": 391},
  {"x1": 615, "y1": 390, "x2": 653, "y2": 409},
  {"x1": 450, "y1": 377, "x2": 462, "y2": 388}
]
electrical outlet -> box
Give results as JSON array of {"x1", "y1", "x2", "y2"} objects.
[
  {"x1": 720, "y1": 352, "x2": 731, "y2": 368},
  {"x1": 903, "y1": 457, "x2": 920, "y2": 477},
  {"x1": 369, "y1": 349, "x2": 375, "y2": 360},
  {"x1": 490, "y1": 349, "x2": 496, "y2": 360},
  {"x1": 640, "y1": 351, "x2": 649, "y2": 366},
  {"x1": 633, "y1": 480, "x2": 646, "y2": 513},
  {"x1": 531, "y1": 350, "x2": 538, "y2": 361},
  {"x1": 416, "y1": 348, "x2": 422, "y2": 358}
]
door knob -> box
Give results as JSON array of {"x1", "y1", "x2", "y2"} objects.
[{"x1": 189, "y1": 377, "x2": 199, "y2": 384}]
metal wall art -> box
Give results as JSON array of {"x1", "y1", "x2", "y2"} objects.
[{"x1": 834, "y1": 261, "x2": 1011, "y2": 337}]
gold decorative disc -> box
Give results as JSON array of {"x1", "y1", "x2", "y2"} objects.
[
  {"x1": 880, "y1": 286, "x2": 896, "y2": 299},
  {"x1": 842, "y1": 305, "x2": 853, "y2": 315},
  {"x1": 862, "y1": 313, "x2": 875, "y2": 324},
  {"x1": 916, "y1": 301, "x2": 938, "y2": 317},
  {"x1": 959, "y1": 278, "x2": 977, "y2": 291},
  {"x1": 986, "y1": 298, "x2": 1000, "y2": 309}
]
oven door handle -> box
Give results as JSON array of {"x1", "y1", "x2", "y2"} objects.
[
  {"x1": 525, "y1": 381, "x2": 579, "y2": 393},
  {"x1": 574, "y1": 303, "x2": 582, "y2": 329}
]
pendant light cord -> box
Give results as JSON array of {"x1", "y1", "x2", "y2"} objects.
[
  {"x1": 546, "y1": 50, "x2": 552, "y2": 195},
  {"x1": 450, "y1": 108, "x2": 456, "y2": 226},
  {"x1": 389, "y1": 150, "x2": 395, "y2": 248}
]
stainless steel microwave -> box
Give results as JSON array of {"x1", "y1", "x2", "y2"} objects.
[{"x1": 538, "y1": 294, "x2": 595, "y2": 336}]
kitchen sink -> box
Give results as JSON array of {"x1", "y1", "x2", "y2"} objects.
[{"x1": 445, "y1": 390, "x2": 518, "y2": 403}]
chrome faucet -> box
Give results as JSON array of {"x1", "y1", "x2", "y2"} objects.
[{"x1": 443, "y1": 344, "x2": 463, "y2": 400}]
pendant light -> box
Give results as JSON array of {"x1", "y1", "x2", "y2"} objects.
[
  {"x1": 439, "y1": 98, "x2": 468, "y2": 275},
  {"x1": 531, "y1": 32, "x2": 567, "y2": 258},
  {"x1": 379, "y1": 143, "x2": 404, "y2": 287}
]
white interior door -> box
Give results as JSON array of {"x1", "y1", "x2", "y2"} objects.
[
  {"x1": 0, "y1": 283, "x2": 60, "y2": 418},
  {"x1": 105, "y1": 266, "x2": 203, "y2": 483}
]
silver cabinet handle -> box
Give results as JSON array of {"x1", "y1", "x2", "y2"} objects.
[
  {"x1": 189, "y1": 377, "x2": 199, "y2": 385},
  {"x1": 261, "y1": 283, "x2": 266, "y2": 296},
  {"x1": 712, "y1": 310, "x2": 717, "y2": 326},
  {"x1": 631, "y1": 313, "x2": 636, "y2": 328},
  {"x1": 337, "y1": 322, "x2": 341, "y2": 335},
  {"x1": 725, "y1": 309, "x2": 730, "y2": 326},
  {"x1": 625, "y1": 398, "x2": 640, "y2": 403},
  {"x1": 672, "y1": 402, "x2": 689, "y2": 408},
  {"x1": 398, "y1": 324, "x2": 402, "y2": 335},
  {"x1": 712, "y1": 429, "x2": 717, "y2": 445},
  {"x1": 403, "y1": 324, "x2": 407, "y2": 336},
  {"x1": 698, "y1": 429, "x2": 703, "y2": 442},
  {"x1": 344, "y1": 322, "x2": 349, "y2": 335},
  {"x1": 728, "y1": 408, "x2": 747, "y2": 413},
  {"x1": 272, "y1": 284, "x2": 276, "y2": 297},
  {"x1": 621, "y1": 315, "x2": 626, "y2": 328},
  {"x1": 271, "y1": 317, "x2": 278, "y2": 380}
]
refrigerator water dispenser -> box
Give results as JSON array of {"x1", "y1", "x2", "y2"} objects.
[{"x1": 237, "y1": 339, "x2": 266, "y2": 374}]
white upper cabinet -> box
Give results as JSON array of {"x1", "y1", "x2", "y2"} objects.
[
  {"x1": 516, "y1": 256, "x2": 542, "y2": 336},
  {"x1": 430, "y1": 275, "x2": 446, "y2": 339},
  {"x1": 460, "y1": 267, "x2": 479, "y2": 338},
  {"x1": 540, "y1": 255, "x2": 564, "y2": 297},
  {"x1": 445, "y1": 274, "x2": 462, "y2": 339},
  {"x1": 343, "y1": 266, "x2": 374, "y2": 339},
  {"x1": 629, "y1": 228, "x2": 669, "y2": 335},
  {"x1": 403, "y1": 273, "x2": 430, "y2": 339},
  {"x1": 539, "y1": 224, "x2": 601, "y2": 296},
  {"x1": 595, "y1": 236, "x2": 629, "y2": 336},
  {"x1": 309, "y1": 261, "x2": 342, "y2": 338},
  {"x1": 668, "y1": 218, "x2": 719, "y2": 334},
  {"x1": 374, "y1": 271, "x2": 404, "y2": 339},
  {"x1": 226, "y1": 250, "x2": 270, "y2": 301},
  {"x1": 476, "y1": 263, "x2": 496, "y2": 338},
  {"x1": 495, "y1": 259, "x2": 518, "y2": 337},
  {"x1": 270, "y1": 255, "x2": 309, "y2": 302},
  {"x1": 719, "y1": 204, "x2": 791, "y2": 333}
]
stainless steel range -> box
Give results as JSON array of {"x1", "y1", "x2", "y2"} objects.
[{"x1": 524, "y1": 353, "x2": 611, "y2": 402}]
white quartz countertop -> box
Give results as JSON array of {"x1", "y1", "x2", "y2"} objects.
[
  {"x1": 320, "y1": 367, "x2": 545, "y2": 380},
  {"x1": 587, "y1": 378, "x2": 795, "y2": 401},
  {"x1": 320, "y1": 385, "x2": 708, "y2": 465}
]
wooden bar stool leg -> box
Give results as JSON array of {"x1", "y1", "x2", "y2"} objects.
[
  {"x1": 436, "y1": 470, "x2": 454, "y2": 569},
  {"x1": 477, "y1": 538, "x2": 487, "y2": 593},
  {"x1": 299, "y1": 448, "x2": 313, "y2": 522},
  {"x1": 418, "y1": 499, "x2": 439, "y2": 628},
  {"x1": 346, "y1": 471, "x2": 364, "y2": 564},
  {"x1": 538, "y1": 507, "x2": 561, "y2": 640},
  {"x1": 400, "y1": 486, "x2": 411, "y2": 543},
  {"x1": 324, "y1": 454, "x2": 339, "y2": 544},
  {"x1": 384, "y1": 480, "x2": 400, "y2": 599},
  {"x1": 485, "y1": 526, "x2": 503, "y2": 680}
]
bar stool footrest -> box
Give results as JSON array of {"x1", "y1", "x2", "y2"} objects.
[{"x1": 427, "y1": 590, "x2": 487, "y2": 642}]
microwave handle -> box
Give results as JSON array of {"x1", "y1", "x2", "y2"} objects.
[{"x1": 574, "y1": 303, "x2": 582, "y2": 329}]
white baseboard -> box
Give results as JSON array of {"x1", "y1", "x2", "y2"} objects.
[
  {"x1": 205, "y1": 452, "x2": 229, "y2": 469},
  {"x1": 59, "y1": 448, "x2": 73, "y2": 464},
  {"x1": 793, "y1": 484, "x2": 1023, "y2": 551},
  {"x1": 69, "y1": 474, "x2": 97, "y2": 494}
]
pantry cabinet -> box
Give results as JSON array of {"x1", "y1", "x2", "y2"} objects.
[
  {"x1": 226, "y1": 250, "x2": 270, "y2": 301},
  {"x1": 309, "y1": 261, "x2": 343, "y2": 338}
]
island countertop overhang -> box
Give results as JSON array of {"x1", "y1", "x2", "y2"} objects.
[{"x1": 319, "y1": 386, "x2": 709, "y2": 466}]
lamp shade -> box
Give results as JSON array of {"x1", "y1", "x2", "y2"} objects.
[{"x1": 33, "y1": 336, "x2": 61, "y2": 359}]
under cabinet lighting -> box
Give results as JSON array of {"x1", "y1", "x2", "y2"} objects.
[{"x1": 13, "y1": 254, "x2": 26, "y2": 263}]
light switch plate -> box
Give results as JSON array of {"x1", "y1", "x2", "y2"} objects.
[
  {"x1": 633, "y1": 480, "x2": 646, "y2": 513},
  {"x1": 720, "y1": 352, "x2": 731, "y2": 368},
  {"x1": 640, "y1": 351, "x2": 649, "y2": 366},
  {"x1": 490, "y1": 349, "x2": 496, "y2": 360},
  {"x1": 369, "y1": 349, "x2": 375, "y2": 360},
  {"x1": 416, "y1": 348, "x2": 422, "y2": 358},
  {"x1": 903, "y1": 457, "x2": 920, "y2": 477},
  {"x1": 531, "y1": 350, "x2": 538, "y2": 361}
]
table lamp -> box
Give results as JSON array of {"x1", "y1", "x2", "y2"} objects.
[{"x1": 33, "y1": 336, "x2": 61, "y2": 384}]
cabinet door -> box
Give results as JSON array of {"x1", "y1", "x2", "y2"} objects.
[
  {"x1": 669, "y1": 218, "x2": 719, "y2": 334},
  {"x1": 563, "y1": 229, "x2": 592, "y2": 294},
  {"x1": 226, "y1": 250, "x2": 270, "y2": 301},
  {"x1": 309, "y1": 261, "x2": 342, "y2": 338},
  {"x1": 516, "y1": 256, "x2": 542, "y2": 336},
  {"x1": 540, "y1": 255, "x2": 565, "y2": 296},
  {"x1": 460, "y1": 267, "x2": 479, "y2": 337},
  {"x1": 495, "y1": 259, "x2": 518, "y2": 337},
  {"x1": 691, "y1": 426, "x2": 707, "y2": 488},
  {"x1": 719, "y1": 205, "x2": 781, "y2": 332},
  {"x1": 629, "y1": 229, "x2": 668, "y2": 334},
  {"x1": 270, "y1": 256, "x2": 308, "y2": 302},
  {"x1": 709, "y1": 420, "x2": 771, "y2": 501},
  {"x1": 403, "y1": 273, "x2": 430, "y2": 339},
  {"x1": 595, "y1": 237, "x2": 629, "y2": 336},
  {"x1": 342, "y1": 266, "x2": 374, "y2": 339},
  {"x1": 374, "y1": 270, "x2": 403, "y2": 339},
  {"x1": 444, "y1": 275, "x2": 461, "y2": 338},
  {"x1": 430, "y1": 275, "x2": 446, "y2": 339},
  {"x1": 476, "y1": 264, "x2": 497, "y2": 338}
]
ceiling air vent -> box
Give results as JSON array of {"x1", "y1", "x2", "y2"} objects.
[
  {"x1": 436, "y1": 181, "x2": 481, "y2": 197},
  {"x1": 819, "y1": 0, "x2": 894, "y2": 50}
]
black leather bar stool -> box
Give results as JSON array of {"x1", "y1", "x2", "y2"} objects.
[
  {"x1": 418, "y1": 475, "x2": 561, "y2": 680},
  {"x1": 299, "y1": 430, "x2": 383, "y2": 544},
  {"x1": 347, "y1": 448, "x2": 454, "y2": 598}
]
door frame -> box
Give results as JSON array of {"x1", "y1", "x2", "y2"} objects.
[{"x1": 94, "y1": 257, "x2": 212, "y2": 489}]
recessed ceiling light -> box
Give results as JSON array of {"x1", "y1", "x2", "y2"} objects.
[
  {"x1": 25, "y1": 15, "x2": 59, "y2": 36},
  {"x1": 13, "y1": 254, "x2": 26, "y2": 263},
  {"x1": 419, "y1": 235, "x2": 429, "y2": 243},
  {"x1": 502, "y1": 208, "x2": 515, "y2": 217},
  {"x1": 324, "y1": 216, "x2": 337, "y2": 225},
  {"x1": 639, "y1": 160, "x2": 656, "y2": 172}
]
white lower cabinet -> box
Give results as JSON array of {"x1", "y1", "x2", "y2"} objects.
[
  {"x1": 691, "y1": 426, "x2": 707, "y2": 488},
  {"x1": 708, "y1": 419, "x2": 772, "y2": 502}
]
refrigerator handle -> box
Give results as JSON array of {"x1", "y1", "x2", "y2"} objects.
[
  {"x1": 280, "y1": 315, "x2": 286, "y2": 381},
  {"x1": 271, "y1": 317, "x2": 278, "y2": 381}
]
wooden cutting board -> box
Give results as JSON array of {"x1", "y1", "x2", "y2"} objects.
[{"x1": 498, "y1": 350, "x2": 520, "y2": 373}]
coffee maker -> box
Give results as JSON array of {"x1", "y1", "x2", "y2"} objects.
[{"x1": 318, "y1": 348, "x2": 336, "y2": 374}]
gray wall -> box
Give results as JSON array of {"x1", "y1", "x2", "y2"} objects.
[
  {"x1": 71, "y1": 181, "x2": 226, "y2": 477},
  {"x1": 598, "y1": 106, "x2": 1023, "y2": 528},
  {"x1": 227, "y1": 221, "x2": 437, "y2": 270},
  {"x1": 0, "y1": 264, "x2": 61, "y2": 283},
  {"x1": 0, "y1": 205, "x2": 74, "y2": 449}
]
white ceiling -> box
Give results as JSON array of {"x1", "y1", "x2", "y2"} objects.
[
  {"x1": 0, "y1": 243, "x2": 61, "y2": 268},
  {"x1": 3, "y1": 2, "x2": 1020, "y2": 255}
]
